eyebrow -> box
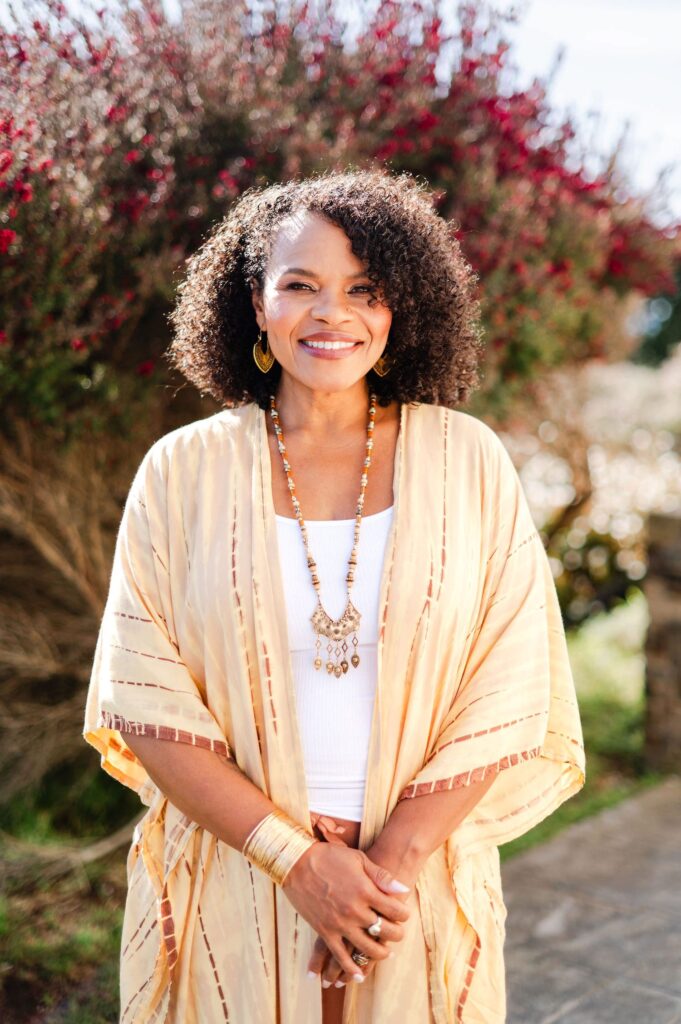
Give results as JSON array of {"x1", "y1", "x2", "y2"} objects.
[{"x1": 280, "y1": 266, "x2": 370, "y2": 280}]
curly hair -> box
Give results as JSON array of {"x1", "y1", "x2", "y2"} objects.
[{"x1": 166, "y1": 166, "x2": 485, "y2": 410}]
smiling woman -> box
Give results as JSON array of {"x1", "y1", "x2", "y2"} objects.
[{"x1": 83, "y1": 168, "x2": 585, "y2": 1024}]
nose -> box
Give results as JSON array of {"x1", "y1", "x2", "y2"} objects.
[{"x1": 309, "y1": 289, "x2": 354, "y2": 323}]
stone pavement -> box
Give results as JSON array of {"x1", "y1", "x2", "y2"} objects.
[{"x1": 503, "y1": 775, "x2": 681, "y2": 1024}]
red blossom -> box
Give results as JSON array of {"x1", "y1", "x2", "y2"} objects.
[
  {"x1": 374, "y1": 18, "x2": 399, "y2": 41},
  {"x1": 0, "y1": 330, "x2": 9, "y2": 346},
  {"x1": 136, "y1": 359, "x2": 155, "y2": 376},
  {"x1": 0, "y1": 229, "x2": 17, "y2": 253},
  {"x1": 414, "y1": 110, "x2": 440, "y2": 131},
  {"x1": 70, "y1": 337, "x2": 87, "y2": 351},
  {"x1": 105, "y1": 104, "x2": 129, "y2": 123},
  {"x1": 14, "y1": 180, "x2": 33, "y2": 203}
]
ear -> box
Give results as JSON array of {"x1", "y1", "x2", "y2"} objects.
[{"x1": 248, "y1": 277, "x2": 265, "y2": 327}]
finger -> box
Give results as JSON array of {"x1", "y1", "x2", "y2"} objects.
[
  {"x1": 338, "y1": 956, "x2": 374, "y2": 985},
  {"x1": 326, "y1": 935, "x2": 367, "y2": 984},
  {"x1": 348, "y1": 928, "x2": 392, "y2": 962},
  {"x1": 360, "y1": 911, "x2": 404, "y2": 945},
  {"x1": 307, "y1": 935, "x2": 329, "y2": 977},
  {"x1": 322, "y1": 953, "x2": 343, "y2": 987},
  {"x1": 362, "y1": 857, "x2": 412, "y2": 898},
  {"x1": 365, "y1": 887, "x2": 412, "y2": 924}
]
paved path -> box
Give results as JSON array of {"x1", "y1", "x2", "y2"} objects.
[{"x1": 503, "y1": 775, "x2": 681, "y2": 1023}]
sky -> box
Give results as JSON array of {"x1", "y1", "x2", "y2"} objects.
[
  {"x1": 480, "y1": 0, "x2": 681, "y2": 227},
  {"x1": 5, "y1": 0, "x2": 680, "y2": 225},
  {"x1": 331, "y1": 0, "x2": 681, "y2": 227}
]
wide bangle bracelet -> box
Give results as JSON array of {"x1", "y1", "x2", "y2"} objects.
[{"x1": 242, "y1": 809, "x2": 319, "y2": 887}]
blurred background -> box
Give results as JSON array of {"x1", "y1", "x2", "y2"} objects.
[{"x1": 0, "y1": 1, "x2": 679, "y2": 1020}]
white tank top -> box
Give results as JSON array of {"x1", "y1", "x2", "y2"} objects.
[{"x1": 275, "y1": 506, "x2": 394, "y2": 821}]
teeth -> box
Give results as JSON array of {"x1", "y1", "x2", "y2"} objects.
[{"x1": 301, "y1": 339, "x2": 358, "y2": 350}]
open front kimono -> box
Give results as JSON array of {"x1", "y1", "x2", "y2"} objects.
[{"x1": 83, "y1": 400, "x2": 585, "y2": 1023}]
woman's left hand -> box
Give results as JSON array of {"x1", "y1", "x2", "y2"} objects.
[{"x1": 306, "y1": 844, "x2": 418, "y2": 987}]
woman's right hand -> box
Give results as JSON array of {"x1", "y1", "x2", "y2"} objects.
[{"x1": 281, "y1": 841, "x2": 411, "y2": 980}]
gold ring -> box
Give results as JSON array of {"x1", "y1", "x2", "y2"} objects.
[{"x1": 351, "y1": 949, "x2": 370, "y2": 967}]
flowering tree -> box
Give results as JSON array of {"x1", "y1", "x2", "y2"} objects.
[
  {"x1": 0, "y1": 0, "x2": 677, "y2": 436},
  {"x1": 498, "y1": 345, "x2": 681, "y2": 624}
]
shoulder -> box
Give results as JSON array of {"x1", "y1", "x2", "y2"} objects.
[
  {"x1": 409, "y1": 402, "x2": 509, "y2": 462},
  {"x1": 143, "y1": 404, "x2": 254, "y2": 466},
  {"x1": 132, "y1": 404, "x2": 257, "y2": 492}
]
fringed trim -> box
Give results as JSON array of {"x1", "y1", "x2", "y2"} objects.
[
  {"x1": 99, "y1": 710, "x2": 232, "y2": 759},
  {"x1": 396, "y1": 746, "x2": 542, "y2": 801}
]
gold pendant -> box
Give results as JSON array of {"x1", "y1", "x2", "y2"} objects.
[{"x1": 311, "y1": 598, "x2": 362, "y2": 676}]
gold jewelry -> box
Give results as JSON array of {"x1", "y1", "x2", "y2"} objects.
[
  {"x1": 367, "y1": 913, "x2": 383, "y2": 938},
  {"x1": 351, "y1": 949, "x2": 371, "y2": 967},
  {"x1": 269, "y1": 390, "x2": 377, "y2": 677},
  {"x1": 253, "y1": 329, "x2": 275, "y2": 373},
  {"x1": 372, "y1": 352, "x2": 391, "y2": 377},
  {"x1": 241, "y1": 809, "x2": 318, "y2": 886}
]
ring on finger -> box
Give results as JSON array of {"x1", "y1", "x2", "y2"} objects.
[
  {"x1": 351, "y1": 949, "x2": 370, "y2": 967},
  {"x1": 367, "y1": 913, "x2": 382, "y2": 939}
]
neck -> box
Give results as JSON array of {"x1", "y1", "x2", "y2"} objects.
[{"x1": 270, "y1": 374, "x2": 373, "y2": 439}]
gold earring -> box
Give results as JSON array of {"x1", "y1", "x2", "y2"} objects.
[
  {"x1": 372, "y1": 352, "x2": 391, "y2": 377},
  {"x1": 253, "y1": 329, "x2": 275, "y2": 373}
]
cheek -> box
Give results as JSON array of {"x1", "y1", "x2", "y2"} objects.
[
  {"x1": 266, "y1": 295, "x2": 295, "y2": 320},
  {"x1": 268, "y1": 297, "x2": 312, "y2": 332},
  {"x1": 370, "y1": 305, "x2": 393, "y2": 335}
]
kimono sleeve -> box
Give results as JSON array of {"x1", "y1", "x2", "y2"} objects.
[
  {"x1": 397, "y1": 427, "x2": 586, "y2": 861},
  {"x1": 82, "y1": 441, "x2": 232, "y2": 806}
]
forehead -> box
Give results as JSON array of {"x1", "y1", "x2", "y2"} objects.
[{"x1": 268, "y1": 209, "x2": 361, "y2": 269}]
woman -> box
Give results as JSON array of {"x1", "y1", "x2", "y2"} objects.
[{"x1": 83, "y1": 168, "x2": 585, "y2": 1023}]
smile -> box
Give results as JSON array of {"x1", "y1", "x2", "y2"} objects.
[{"x1": 299, "y1": 339, "x2": 363, "y2": 358}]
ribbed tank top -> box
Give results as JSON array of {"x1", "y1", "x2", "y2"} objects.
[{"x1": 275, "y1": 506, "x2": 394, "y2": 821}]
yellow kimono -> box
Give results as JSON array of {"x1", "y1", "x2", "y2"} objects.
[{"x1": 83, "y1": 400, "x2": 585, "y2": 1023}]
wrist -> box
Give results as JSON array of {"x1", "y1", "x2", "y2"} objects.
[
  {"x1": 366, "y1": 835, "x2": 425, "y2": 888},
  {"x1": 281, "y1": 837, "x2": 319, "y2": 891},
  {"x1": 242, "y1": 809, "x2": 319, "y2": 887}
]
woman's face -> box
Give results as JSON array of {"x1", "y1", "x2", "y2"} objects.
[{"x1": 250, "y1": 209, "x2": 392, "y2": 395}]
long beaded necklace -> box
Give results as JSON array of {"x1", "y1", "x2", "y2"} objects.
[{"x1": 269, "y1": 390, "x2": 377, "y2": 678}]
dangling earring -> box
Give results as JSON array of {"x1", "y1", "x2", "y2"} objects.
[
  {"x1": 253, "y1": 329, "x2": 275, "y2": 373},
  {"x1": 372, "y1": 352, "x2": 391, "y2": 377}
]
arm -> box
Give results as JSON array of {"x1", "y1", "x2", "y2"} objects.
[
  {"x1": 307, "y1": 775, "x2": 499, "y2": 985},
  {"x1": 365, "y1": 771, "x2": 499, "y2": 885},
  {"x1": 125, "y1": 733, "x2": 412, "y2": 982},
  {"x1": 124, "y1": 732, "x2": 278, "y2": 852}
]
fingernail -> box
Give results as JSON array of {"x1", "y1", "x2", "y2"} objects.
[
  {"x1": 388, "y1": 879, "x2": 410, "y2": 892},
  {"x1": 307, "y1": 971, "x2": 317, "y2": 979},
  {"x1": 321, "y1": 980, "x2": 332, "y2": 988},
  {"x1": 335, "y1": 980, "x2": 345, "y2": 988},
  {"x1": 353, "y1": 973, "x2": 365, "y2": 983}
]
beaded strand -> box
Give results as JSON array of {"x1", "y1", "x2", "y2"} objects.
[{"x1": 269, "y1": 390, "x2": 377, "y2": 676}]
